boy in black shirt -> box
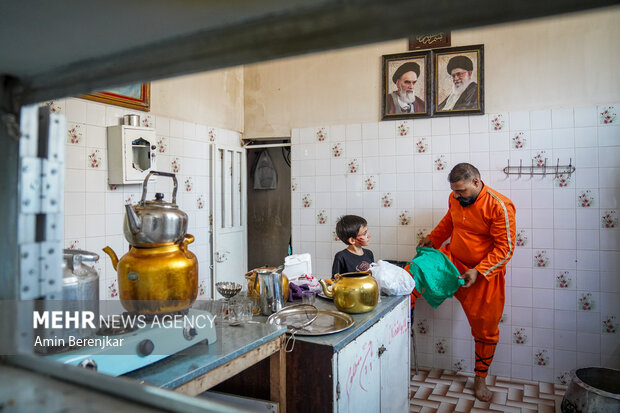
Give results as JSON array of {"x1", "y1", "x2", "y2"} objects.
[{"x1": 331, "y1": 215, "x2": 375, "y2": 276}]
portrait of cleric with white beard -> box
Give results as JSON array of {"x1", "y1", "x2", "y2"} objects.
[
  {"x1": 436, "y1": 51, "x2": 482, "y2": 113},
  {"x1": 387, "y1": 60, "x2": 426, "y2": 115}
]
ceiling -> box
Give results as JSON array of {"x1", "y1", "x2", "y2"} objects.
[{"x1": 1, "y1": 0, "x2": 617, "y2": 108}]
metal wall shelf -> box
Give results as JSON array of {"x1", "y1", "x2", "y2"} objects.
[{"x1": 503, "y1": 158, "x2": 575, "y2": 177}]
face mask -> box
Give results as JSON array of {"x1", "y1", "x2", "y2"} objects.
[{"x1": 457, "y1": 195, "x2": 477, "y2": 207}]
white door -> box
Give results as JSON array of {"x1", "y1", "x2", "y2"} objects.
[{"x1": 211, "y1": 144, "x2": 247, "y2": 297}]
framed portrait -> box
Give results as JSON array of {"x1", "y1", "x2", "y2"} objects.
[
  {"x1": 381, "y1": 51, "x2": 431, "y2": 120},
  {"x1": 433, "y1": 45, "x2": 484, "y2": 116},
  {"x1": 81, "y1": 83, "x2": 150, "y2": 111}
]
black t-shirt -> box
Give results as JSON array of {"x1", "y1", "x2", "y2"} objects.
[{"x1": 331, "y1": 248, "x2": 375, "y2": 276}]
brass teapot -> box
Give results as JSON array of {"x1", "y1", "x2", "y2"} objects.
[
  {"x1": 319, "y1": 271, "x2": 379, "y2": 314},
  {"x1": 103, "y1": 234, "x2": 198, "y2": 315}
]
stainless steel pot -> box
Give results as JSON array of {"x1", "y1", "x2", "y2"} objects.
[
  {"x1": 35, "y1": 249, "x2": 100, "y2": 354},
  {"x1": 62, "y1": 249, "x2": 100, "y2": 302},
  {"x1": 123, "y1": 171, "x2": 188, "y2": 246}
]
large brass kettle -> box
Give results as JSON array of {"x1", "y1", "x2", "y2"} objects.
[
  {"x1": 319, "y1": 271, "x2": 379, "y2": 314},
  {"x1": 103, "y1": 234, "x2": 198, "y2": 315}
]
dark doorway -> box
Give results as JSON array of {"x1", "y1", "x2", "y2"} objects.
[{"x1": 246, "y1": 144, "x2": 291, "y2": 270}]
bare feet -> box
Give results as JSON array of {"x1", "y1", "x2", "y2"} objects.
[{"x1": 474, "y1": 376, "x2": 493, "y2": 402}]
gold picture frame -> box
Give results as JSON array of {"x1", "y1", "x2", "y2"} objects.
[{"x1": 81, "y1": 83, "x2": 150, "y2": 111}]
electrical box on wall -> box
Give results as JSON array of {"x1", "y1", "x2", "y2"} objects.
[{"x1": 107, "y1": 125, "x2": 157, "y2": 184}]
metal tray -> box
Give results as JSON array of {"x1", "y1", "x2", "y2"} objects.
[{"x1": 267, "y1": 306, "x2": 354, "y2": 336}]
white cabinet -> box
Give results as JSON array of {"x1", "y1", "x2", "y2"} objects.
[
  {"x1": 334, "y1": 298, "x2": 410, "y2": 412},
  {"x1": 107, "y1": 125, "x2": 157, "y2": 184}
]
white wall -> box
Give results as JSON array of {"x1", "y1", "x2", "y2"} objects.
[
  {"x1": 151, "y1": 66, "x2": 244, "y2": 133},
  {"x1": 244, "y1": 7, "x2": 620, "y2": 138}
]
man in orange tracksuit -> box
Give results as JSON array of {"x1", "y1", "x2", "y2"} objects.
[{"x1": 418, "y1": 163, "x2": 516, "y2": 402}]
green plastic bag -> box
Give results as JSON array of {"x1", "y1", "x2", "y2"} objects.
[{"x1": 406, "y1": 247, "x2": 464, "y2": 308}]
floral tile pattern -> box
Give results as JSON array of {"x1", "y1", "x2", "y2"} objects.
[
  {"x1": 601, "y1": 210, "x2": 617, "y2": 228},
  {"x1": 513, "y1": 328, "x2": 528, "y2": 344},
  {"x1": 399, "y1": 210, "x2": 411, "y2": 226},
  {"x1": 208, "y1": 128, "x2": 216, "y2": 142},
  {"x1": 184, "y1": 177, "x2": 193, "y2": 192},
  {"x1": 556, "y1": 271, "x2": 572, "y2": 289},
  {"x1": 364, "y1": 175, "x2": 376, "y2": 190},
  {"x1": 347, "y1": 158, "x2": 359, "y2": 173},
  {"x1": 578, "y1": 292, "x2": 594, "y2": 311},
  {"x1": 434, "y1": 155, "x2": 447, "y2": 171},
  {"x1": 302, "y1": 194, "x2": 312, "y2": 208},
  {"x1": 515, "y1": 230, "x2": 528, "y2": 247},
  {"x1": 67, "y1": 123, "x2": 83, "y2": 144},
  {"x1": 317, "y1": 210, "x2": 328, "y2": 224},
  {"x1": 46, "y1": 100, "x2": 63, "y2": 114},
  {"x1": 196, "y1": 194, "x2": 205, "y2": 209},
  {"x1": 532, "y1": 150, "x2": 548, "y2": 167},
  {"x1": 87, "y1": 149, "x2": 102, "y2": 168},
  {"x1": 511, "y1": 131, "x2": 527, "y2": 149},
  {"x1": 534, "y1": 349, "x2": 550, "y2": 367},
  {"x1": 554, "y1": 173, "x2": 571, "y2": 187},
  {"x1": 599, "y1": 105, "x2": 616, "y2": 125},
  {"x1": 156, "y1": 137, "x2": 168, "y2": 153},
  {"x1": 435, "y1": 338, "x2": 448, "y2": 354},
  {"x1": 415, "y1": 137, "x2": 429, "y2": 153},
  {"x1": 534, "y1": 250, "x2": 550, "y2": 268},
  {"x1": 291, "y1": 178, "x2": 297, "y2": 192},
  {"x1": 397, "y1": 121, "x2": 410, "y2": 136},
  {"x1": 332, "y1": 143, "x2": 343, "y2": 157},
  {"x1": 381, "y1": 193, "x2": 393, "y2": 208},
  {"x1": 171, "y1": 157, "x2": 181, "y2": 173},
  {"x1": 602, "y1": 316, "x2": 617, "y2": 334},
  {"x1": 577, "y1": 190, "x2": 594, "y2": 207},
  {"x1": 316, "y1": 127, "x2": 327, "y2": 142},
  {"x1": 490, "y1": 114, "x2": 505, "y2": 131},
  {"x1": 141, "y1": 115, "x2": 153, "y2": 128}
]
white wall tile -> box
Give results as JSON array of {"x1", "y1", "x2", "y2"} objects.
[
  {"x1": 552, "y1": 108, "x2": 574, "y2": 129},
  {"x1": 412, "y1": 119, "x2": 431, "y2": 137},
  {"x1": 378, "y1": 139, "x2": 396, "y2": 156},
  {"x1": 431, "y1": 118, "x2": 450, "y2": 135},
  {"x1": 345, "y1": 123, "x2": 362, "y2": 140},
  {"x1": 530, "y1": 129, "x2": 553, "y2": 149},
  {"x1": 574, "y1": 107, "x2": 598, "y2": 128},
  {"x1": 531, "y1": 110, "x2": 552, "y2": 130},
  {"x1": 361, "y1": 122, "x2": 379, "y2": 140},
  {"x1": 552, "y1": 128, "x2": 575, "y2": 149},
  {"x1": 599, "y1": 146, "x2": 620, "y2": 168},
  {"x1": 598, "y1": 125, "x2": 619, "y2": 147},
  {"x1": 431, "y1": 135, "x2": 449, "y2": 154},
  {"x1": 533, "y1": 288, "x2": 554, "y2": 310}
]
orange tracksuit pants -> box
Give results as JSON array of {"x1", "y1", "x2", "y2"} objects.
[{"x1": 408, "y1": 249, "x2": 504, "y2": 378}]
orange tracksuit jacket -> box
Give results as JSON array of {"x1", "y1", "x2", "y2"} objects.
[{"x1": 428, "y1": 184, "x2": 516, "y2": 377}]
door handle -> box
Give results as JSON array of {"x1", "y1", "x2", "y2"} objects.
[{"x1": 378, "y1": 345, "x2": 387, "y2": 357}]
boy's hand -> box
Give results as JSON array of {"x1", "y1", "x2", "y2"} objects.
[
  {"x1": 459, "y1": 268, "x2": 480, "y2": 288},
  {"x1": 418, "y1": 236, "x2": 434, "y2": 248}
]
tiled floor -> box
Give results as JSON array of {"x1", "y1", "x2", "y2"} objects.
[{"x1": 410, "y1": 367, "x2": 567, "y2": 413}]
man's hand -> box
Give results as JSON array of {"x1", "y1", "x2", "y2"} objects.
[
  {"x1": 459, "y1": 268, "x2": 480, "y2": 288},
  {"x1": 418, "y1": 236, "x2": 434, "y2": 248}
]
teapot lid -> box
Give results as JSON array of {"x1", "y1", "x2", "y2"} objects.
[{"x1": 143, "y1": 192, "x2": 178, "y2": 208}]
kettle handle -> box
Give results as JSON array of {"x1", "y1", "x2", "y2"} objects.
[{"x1": 139, "y1": 171, "x2": 178, "y2": 205}]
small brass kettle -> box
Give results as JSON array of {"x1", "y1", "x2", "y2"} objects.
[{"x1": 319, "y1": 271, "x2": 379, "y2": 314}]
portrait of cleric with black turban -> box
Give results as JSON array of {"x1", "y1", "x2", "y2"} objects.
[
  {"x1": 386, "y1": 58, "x2": 427, "y2": 115},
  {"x1": 435, "y1": 48, "x2": 484, "y2": 114}
]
